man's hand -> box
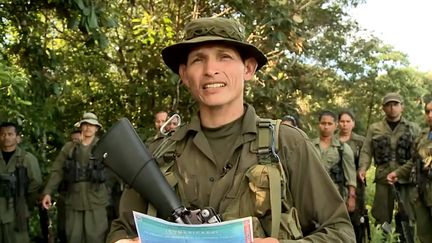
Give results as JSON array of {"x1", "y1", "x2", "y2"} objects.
[
  {"x1": 358, "y1": 169, "x2": 366, "y2": 182},
  {"x1": 386, "y1": 171, "x2": 398, "y2": 185},
  {"x1": 41, "y1": 194, "x2": 52, "y2": 210},
  {"x1": 114, "y1": 238, "x2": 139, "y2": 243},
  {"x1": 346, "y1": 196, "x2": 356, "y2": 212},
  {"x1": 254, "y1": 238, "x2": 279, "y2": 242}
]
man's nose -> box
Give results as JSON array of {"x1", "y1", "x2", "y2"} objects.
[{"x1": 204, "y1": 59, "x2": 219, "y2": 76}]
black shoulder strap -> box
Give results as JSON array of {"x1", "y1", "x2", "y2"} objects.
[{"x1": 337, "y1": 142, "x2": 344, "y2": 165}]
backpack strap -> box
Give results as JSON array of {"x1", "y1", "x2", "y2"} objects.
[
  {"x1": 253, "y1": 118, "x2": 281, "y2": 163},
  {"x1": 337, "y1": 142, "x2": 344, "y2": 165},
  {"x1": 252, "y1": 117, "x2": 287, "y2": 238}
]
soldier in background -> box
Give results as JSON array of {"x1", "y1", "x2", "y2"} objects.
[
  {"x1": 337, "y1": 110, "x2": 369, "y2": 242},
  {"x1": 70, "y1": 128, "x2": 81, "y2": 143},
  {"x1": 281, "y1": 114, "x2": 299, "y2": 128},
  {"x1": 312, "y1": 110, "x2": 357, "y2": 210},
  {"x1": 387, "y1": 97, "x2": 432, "y2": 242},
  {"x1": 41, "y1": 113, "x2": 109, "y2": 243},
  {"x1": 56, "y1": 128, "x2": 83, "y2": 243},
  {"x1": 358, "y1": 93, "x2": 419, "y2": 242},
  {"x1": 0, "y1": 122, "x2": 42, "y2": 243},
  {"x1": 145, "y1": 111, "x2": 168, "y2": 151}
]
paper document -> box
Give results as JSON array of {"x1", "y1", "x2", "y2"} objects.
[{"x1": 133, "y1": 211, "x2": 253, "y2": 243}]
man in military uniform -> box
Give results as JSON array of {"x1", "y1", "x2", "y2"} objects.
[
  {"x1": 70, "y1": 128, "x2": 81, "y2": 143},
  {"x1": 0, "y1": 122, "x2": 42, "y2": 243},
  {"x1": 107, "y1": 17, "x2": 355, "y2": 243},
  {"x1": 281, "y1": 114, "x2": 299, "y2": 128},
  {"x1": 358, "y1": 93, "x2": 419, "y2": 242},
  {"x1": 338, "y1": 110, "x2": 369, "y2": 243},
  {"x1": 387, "y1": 97, "x2": 432, "y2": 242},
  {"x1": 145, "y1": 111, "x2": 168, "y2": 151},
  {"x1": 41, "y1": 113, "x2": 109, "y2": 243},
  {"x1": 312, "y1": 111, "x2": 357, "y2": 209}
]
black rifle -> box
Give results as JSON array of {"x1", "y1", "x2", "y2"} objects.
[
  {"x1": 391, "y1": 184, "x2": 414, "y2": 243},
  {"x1": 93, "y1": 118, "x2": 221, "y2": 224},
  {"x1": 352, "y1": 144, "x2": 371, "y2": 243},
  {"x1": 353, "y1": 180, "x2": 371, "y2": 243},
  {"x1": 38, "y1": 205, "x2": 54, "y2": 243}
]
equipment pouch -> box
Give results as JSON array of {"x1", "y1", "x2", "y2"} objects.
[
  {"x1": 372, "y1": 136, "x2": 391, "y2": 165},
  {"x1": 329, "y1": 164, "x2": 344, "y2": 184},
  {"x1": 63, "y1": 159, "x2": 77, "y2": 184},
  {"x1": 245, "y1": 163, "x2": 303, "y2": 240},
  {"x1": 89, "y1": 161, "x2": 106, "y2": 184},
  {"x1": 396, "y1": 132, "x2": 414, "y2": 164}
]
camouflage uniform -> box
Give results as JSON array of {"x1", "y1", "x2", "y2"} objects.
[
  {"x1": 359, "y1": 117, "x2": 419, "y2": 225},
  {"x1": 312, "y1": 136, "x2": 356, "y2": 199},
  {"x1": 43, "y1": 139, "x2": 109, "y2": 243},
  {"x1": 338, "y1": 132, "x2": 368, "y2": 243},
  {"x1": 395, "y1": 128, "x2": 432, "y2": 243},
  {"x1": 0, "y1": 147, "x2": 42, "y2": 243},
  {"x1": 107, "y1": 104, "x2": 356, "y2": 242}
]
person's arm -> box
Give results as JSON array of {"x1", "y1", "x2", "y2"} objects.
[
  {"x1": 106, "y1": 187, "x2": 148, "y2": 242},
  {"x1": 358, "y1": 126, "x2": 374, "y2": 181},
  {"x1": 342, "y1": 143, "x2": 356, "y2": 212},
  {"x1": 24, "y1": 152, "x2": 42, "y2": 206},
  {"x1": 279, "y1": 127, "x2": 355, "y2": 242},
  {"x1": 41, "y1": 143, "x2": 73, "y2": 208}
]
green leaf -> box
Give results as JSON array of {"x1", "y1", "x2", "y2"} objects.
[
  {"x1": 74, "y1": 0, "x2": 85, "y2": 10},
  {"x1": 87, "y1": 7, "x2": 99, "y2": 29}
]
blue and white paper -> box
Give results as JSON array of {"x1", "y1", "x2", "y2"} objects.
[{"x1": 133, "y1": 211, "x2": 253, "y2": 243}]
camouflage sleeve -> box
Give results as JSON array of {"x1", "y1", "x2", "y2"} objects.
[
  {"x1": 24, "y1": 152, "x2": 42, "y2": 205},
  {"x1": 42, "y1": 143, "x2": 73, "y2": 195},
  {"x1": 279, "y1": 126, "x2": 355, "y2": 243},
  {"x1": 106, "y1": 187, "x2": 148, "y2": 242},
  {"x1": 359, "y1": 126, "x2": 374, "y2": 172},
  {"x1": 342, "y1": 143, "x2": 356, "y2": 188}
]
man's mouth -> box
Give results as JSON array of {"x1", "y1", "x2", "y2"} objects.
[{"x1": 203, "y1": 83, "x2": 225, "y2": 89}]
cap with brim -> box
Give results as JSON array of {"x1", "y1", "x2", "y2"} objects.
[
  {"x1": 74, "y1": 112, "x2": 102, "y2": 128},
  {"x1": 382, "y1": 92, "x2": 403, "y2": 105},
  {"x1": 162, "y1": 17, "x2": 267, "y2": 74}
]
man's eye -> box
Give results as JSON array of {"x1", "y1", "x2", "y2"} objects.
[{"x1": 190, "y1": 57, "x2": 202, "y2": 63}]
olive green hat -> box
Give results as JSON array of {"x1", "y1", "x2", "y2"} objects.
[
  {"x1": 162, "y1": 17, "x2": 268, "y2": 74},
  {"x1": 74, "y1": 112, "x2": 102, "y2": 128},
  {"x1": 382, "y1": 92, "x2": 403, "y2": 105}
]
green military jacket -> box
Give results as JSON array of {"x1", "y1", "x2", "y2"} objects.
[
  {"x1": 344, "y1": 133, "x2": 365, "y2": 166},
  {"x1": 145, "y1": 132, "x2": 166, "y2": 153},
  {"x1": 312, "y1": 136, "x2": 357, "y2": 198},
  {"x1": 107, "y1": 104, "x2": 355, "y2": 242},
  {"x1": 43, "y1": 138, "x2": 109, "y2": 210},
  {"x1": 396, "y1": 128, "x2": 432, "y2": 206},
  {"x1": 0, "y1": 146, "x2": 42, "y2": 223},
  {"x1": 359, "y1": 117, "x2": 420, "y2": 184}
]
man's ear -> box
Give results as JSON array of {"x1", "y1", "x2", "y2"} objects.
[
  {"x1": 244, "y1": 58, "x2": 258, "y2": 80},
  {"x1": 179, "y1": 64, "x2": 189, "y2": 87}
]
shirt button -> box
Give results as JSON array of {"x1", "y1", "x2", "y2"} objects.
[{"x1": 209, "y1": 177, "x2": 215, "y2": 182}]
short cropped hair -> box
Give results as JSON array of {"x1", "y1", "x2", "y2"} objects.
[
  {"x1": 0, "y1": 122, "x2": 20, "y2": 135},
  {"x1": 318, "y1": 110, "x2": 337, "y2": 122}
]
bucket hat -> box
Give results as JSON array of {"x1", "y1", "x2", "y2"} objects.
[
  {"x1": 162, "y1": 17, "x2": 267, "y2": 74},
  {"x1": 74, "y1": 112, "x2": 102, "y2": 128}
]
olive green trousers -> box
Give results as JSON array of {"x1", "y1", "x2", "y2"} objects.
[
  {"x1": 412, "y1": 197, "x2": 432, "y2": 243},
  {"x1": 65, "y1": 206, "x2": 108, "y2": 243}
]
